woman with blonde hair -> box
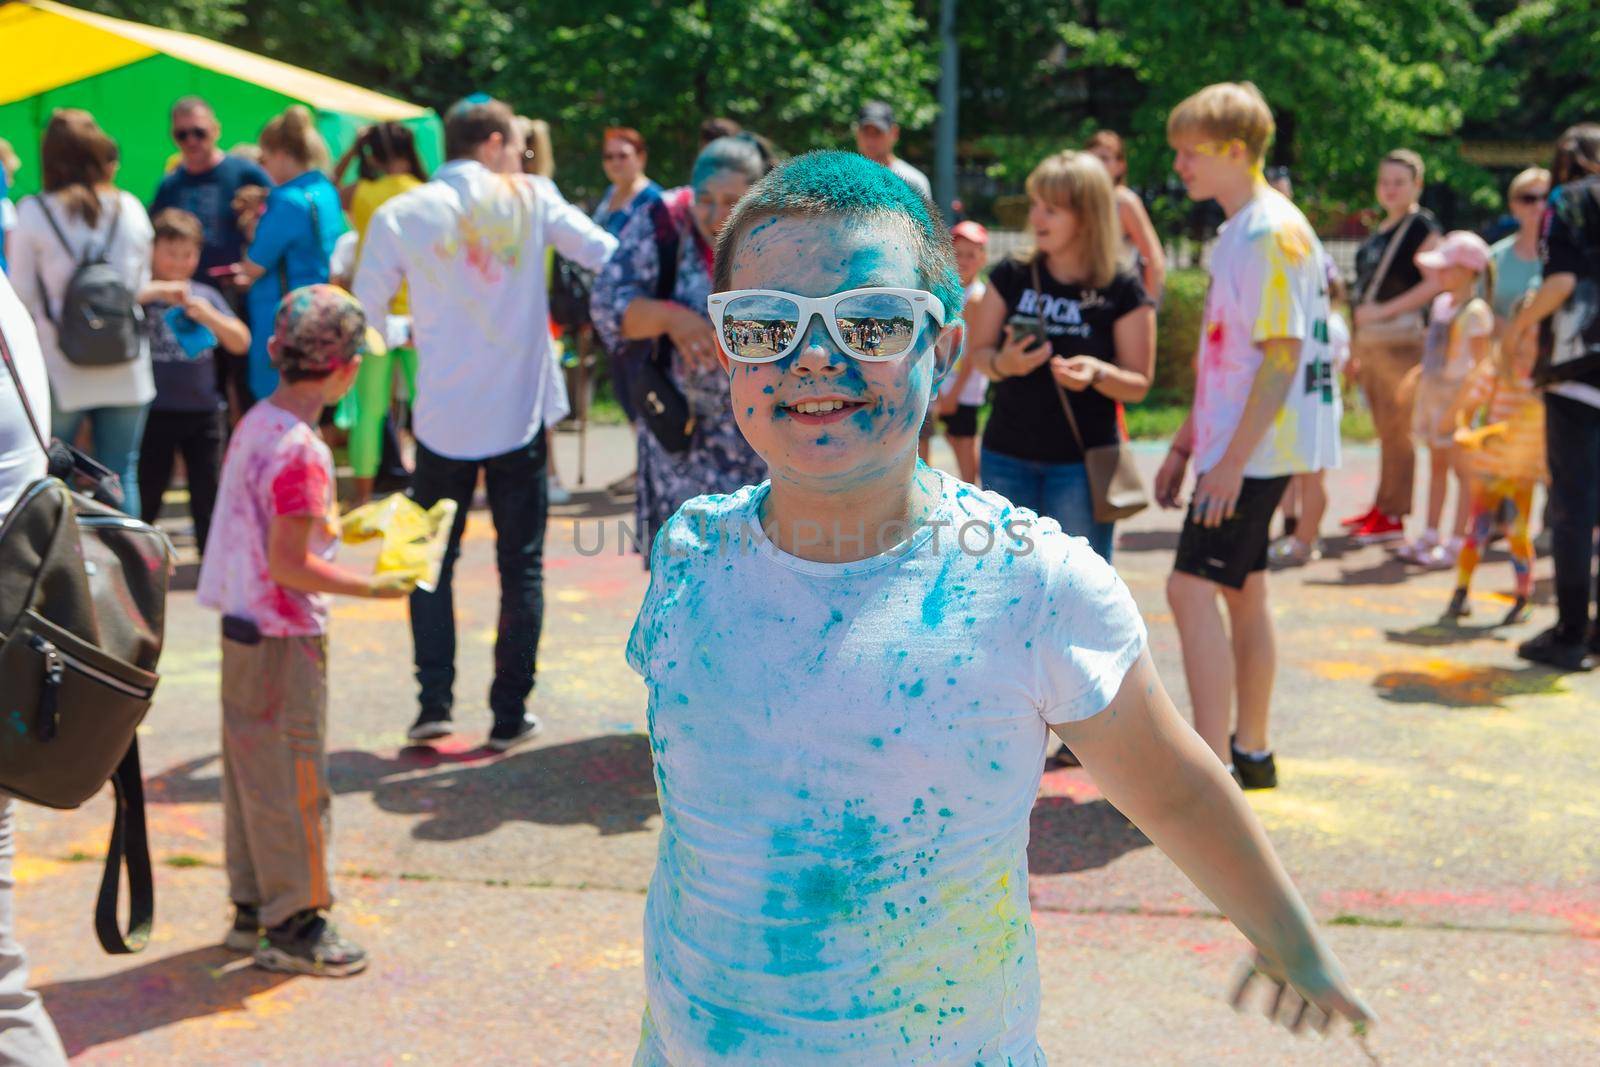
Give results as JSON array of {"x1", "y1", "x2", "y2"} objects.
[
  {"x1": 231, "y1": 105, "x2": 345, "y2": 403},
  {"x1": 967, "y1": 149, "x2": 1156, "y2": 562}
]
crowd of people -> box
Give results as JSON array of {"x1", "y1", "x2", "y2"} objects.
[{"x1": 0, "y1": 73, "x2": 1597, "y2": 1065}]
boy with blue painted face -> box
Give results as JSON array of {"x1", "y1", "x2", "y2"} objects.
[{"x1": 626, "y1": 151, "x2": 1371, "y2": 1065}]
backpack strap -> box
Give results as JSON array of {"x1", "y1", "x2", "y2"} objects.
[
  {"x1": 90, "y1": 194, "x2": 123, "y2": 265},
  {"x1": 277, "y1": 192, "x2": 325, "y2": 300},
  {"x1": 95, "y1": 740, "x2": 153, "y2": 954},
  {"x1": 0, "y1": 314, "x2": 49, "y2": 457}
]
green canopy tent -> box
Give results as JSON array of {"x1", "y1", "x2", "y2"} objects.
[{"x1": 0, "y1": 0, "x2": 442, "y2": 201}]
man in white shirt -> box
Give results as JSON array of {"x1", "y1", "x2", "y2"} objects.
[
  {"x1": 854, "y1": 101, "x2": 932, "y2": 202},
  {"x1": 0, "y1": 271, "x2": 70, "y2": 1067},
  {"x1": 353, "y1": 97, "x2": 617, "y2": 751}
]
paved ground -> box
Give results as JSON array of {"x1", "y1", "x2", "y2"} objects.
[{"x1": 13, "y1": 424, "x2": 1599, "y2": 1065}]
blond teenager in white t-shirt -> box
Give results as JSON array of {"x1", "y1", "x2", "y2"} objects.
[{"x1": 1153, "y1": 83, "x2": 1340, "y2": 790}]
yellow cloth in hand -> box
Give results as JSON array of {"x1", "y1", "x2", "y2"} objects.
[{"x1": 340, "y1": 494, "x2": 457, "y2": 593}]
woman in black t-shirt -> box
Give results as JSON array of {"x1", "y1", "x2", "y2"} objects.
[
  {"x1": 1344, "y1": 149, "x2": 1442, "y2": 540},
  {"x1": 967, "y1": 149, "x2": 1155, "y2": 562}
]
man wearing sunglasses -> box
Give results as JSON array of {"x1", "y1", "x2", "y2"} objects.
[{"x1": 151, "y1": 97, "x2": 272, "y2": 286}]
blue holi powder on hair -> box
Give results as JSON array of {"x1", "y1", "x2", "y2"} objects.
[
  {"x1": 731, "y1": 151, "x2": 963, "y2": 318},
  {"x1": 692, "y1": 135, "x2": 767, "y2": 189}
]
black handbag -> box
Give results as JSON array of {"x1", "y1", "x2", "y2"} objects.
[
  {"x1": 626, "y1": 195, "x2": 696, "y2": 455},
  {"x1": 0, "y1": 319, "x2": 172, "y2": 954}
]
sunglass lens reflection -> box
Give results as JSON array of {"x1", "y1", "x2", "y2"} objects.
[
  {"x1": 722, "y1": 295, "x2": 799, "y2": 360},
  {"x1": 834, "y1": 293, "x2": 915, "y2": 358}
]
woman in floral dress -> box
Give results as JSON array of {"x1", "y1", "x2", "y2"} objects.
[{"x1": 592, "y1": 135, "x2": 773, "y2": 566}]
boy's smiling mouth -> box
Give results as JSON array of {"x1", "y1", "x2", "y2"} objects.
[{"x1": 781, "y1": 395, "x2": 871, "y2": 425}]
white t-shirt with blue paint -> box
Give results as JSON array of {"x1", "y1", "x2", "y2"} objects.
[{"x1": 627, "y1": 467, "x2": 1147, "y2": 1065}]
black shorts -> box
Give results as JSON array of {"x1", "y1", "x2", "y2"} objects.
[
  {"x1": 941, "y1": 404, "x2": 979, "y2": 437},
  {"x1": 1173, "y1": 475, "x2": 1291, "y2": 590}
]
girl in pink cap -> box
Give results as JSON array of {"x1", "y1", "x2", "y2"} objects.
[{"x1": 1397, "y1": 230, "x2": 1495, "y2": 569}]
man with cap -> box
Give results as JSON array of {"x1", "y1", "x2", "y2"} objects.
[
  {"x1": 198, "y1": 284, "x2": 413, "y2": 977},
  {"x1": 854, "y1": 101, "x2": 932, "y2": 200}
]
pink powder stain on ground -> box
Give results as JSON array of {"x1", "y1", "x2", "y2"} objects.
[{"x1": 1323, "y1": 887, "x2": 1600, "y2": 937}]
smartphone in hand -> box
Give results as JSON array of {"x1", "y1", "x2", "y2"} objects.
[{"x1": 1006, "y1": 314, "x2": 1049, "y2": 348}]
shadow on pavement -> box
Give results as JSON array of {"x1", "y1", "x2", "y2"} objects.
[
  {"x1": 1114, "y1": 530, "x2": 1179, "y2": 554},
  {"x1": 147, "y1": 735, "x2": 660, "y2": 840},
  {"x1": 1384, "y1": 621, "x2": 1505, "y2": 647},
  {"x1": 1307, "y1": 554, "x2": 1413, "y2": 587},
  {"x1": 1373, "y1": 662, "x2": 1565, "y2": 708},
  {"x1": 1027, "y1": 796, "x2": 1151, "y2": 875},
  {"x1": 38, "y1": 947, "x2": 292, "y2": 1057}
]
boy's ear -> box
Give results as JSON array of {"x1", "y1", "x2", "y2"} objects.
[{"x1": 932, "y1": 319, "x2": 965, "y2": 383}]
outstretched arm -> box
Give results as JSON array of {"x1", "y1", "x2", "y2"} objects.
[{"x1": 1054, "y1": 652, "x2": 1374, "y2": 1028}]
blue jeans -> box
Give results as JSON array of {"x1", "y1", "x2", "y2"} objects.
[
  {"x1": 408, "y1": 431, "x2": 549, "y2": 723},
  {"x1": 51, "y1": 403, "x2": 149, "y2": 518},
  {"x1": 980, "y1": 449, "x2": 1114, "y2": 561}
]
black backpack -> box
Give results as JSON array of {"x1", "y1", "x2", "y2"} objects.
[
  {"x1": 0, "y1": 319, "x2": 172, "y2": 954},
  {"x1": 550, "y1": 254, "x2": 595, "y2": 332},
  {"x1": 30, "y1": 194, "x2": 144, "y2": 367}
]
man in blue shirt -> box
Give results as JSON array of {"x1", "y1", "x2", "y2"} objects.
[{"x1": 151, "y1": 97, "x2": 272, "y2": 280}]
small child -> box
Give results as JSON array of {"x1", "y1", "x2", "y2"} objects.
[
  {"x1": 1397, "y1": 231, "x2": 1494, "y2": 568},
  {"x1": 1444, "y1": 294, "x2": 1548, "y2": 624},
  {"x1": 197, "y1": 285, "x2": 414, "y2": 976},
  {"x1": 930, "y1": 219, "x2": 990, "y2": 483},
  {"x1": 627, "y1": 149, "x2": 1371, "y2": 1064},
  {"x1": 137, "y1": 209, "x2": 250, "y2": 555}
]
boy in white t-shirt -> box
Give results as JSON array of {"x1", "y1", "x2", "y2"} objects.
[
  {"x1": 1154, "y1": 83, "x2": 1340, "y2": 792},
  {"x1": 626, "y1": 149, "x2": 1370, "y2": 1065}
]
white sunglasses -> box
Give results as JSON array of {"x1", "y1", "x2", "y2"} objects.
[{"x1": 707, "y1": 287, "x2": 947, "y2": 364}]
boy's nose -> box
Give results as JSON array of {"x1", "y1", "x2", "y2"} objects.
[{"x1": 789, "y1": 314, "x2": 846, "y2": 376}]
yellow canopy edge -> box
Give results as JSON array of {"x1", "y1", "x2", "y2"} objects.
[
  {"x1": 10, "y1": 0, "x2": 428, "y2": 120},
  {"x1": 0, "y1": 2, "x2": 158, "y2": 106}
]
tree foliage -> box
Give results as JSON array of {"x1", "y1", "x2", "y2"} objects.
[{"x1": 86, "y1": 0, "x2": 1600, "y2": 223}]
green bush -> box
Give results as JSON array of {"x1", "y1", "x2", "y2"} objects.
[{"x1": 1151, "y1": 267, "x2": 1206, "y2": 405}]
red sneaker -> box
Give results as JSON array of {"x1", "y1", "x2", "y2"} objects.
[
  {"x1": 1353, "y1": 512, "x2": 1405, "y2": 544},
  {"x1": 1340, "y1": 504, "x2": 1379, "y2": 529}
]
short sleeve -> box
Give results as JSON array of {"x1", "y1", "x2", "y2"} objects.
[
  {"x1": 625, "y1": 519, "x2": 679, "y2": 676},
  {"x1": 1110, "y1": 270, "x2": 1153, "y2": 317},
  {"x1": 268, "y1": 436, "x2": 330, "y2": 518},
  {"x1": 1250, "y1": 223, "x2": 1315, "y2": 344},
  {"x1": 196, "y1": 282, "x2": 236, "y2": 320},
  {"x1": 1543, "y1": 187, "x2": 1589, "y2": 277},
  {"x1": 985, "y1": 258, "x2": 1024, "y2": 315},
  {"x1": 1030, "y1": 530, "x2": 1148, "y2": 724},
  {"x1": 590, "y1": 202, "x2": 662, "y2": 354},
  {"x1": 247, "y1": 191, "x2": 300, "y2": 270}
]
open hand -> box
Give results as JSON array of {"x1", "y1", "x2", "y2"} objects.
[
  {"x1": 1231, "y1": 951, "x2": 1376, "y2": 1041},
  {"x1": 1191, "y1": 461, "x2": 1245, "y2": 527},
  {"x1": 667, "y1": 306, "x2": 720, "y2": 369}
]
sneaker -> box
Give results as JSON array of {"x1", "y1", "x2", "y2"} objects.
[
  {"x1": 1354, "y1": 513, "x2": 1406, "y2": 545},
  {"x1": 1517, "y1": 626, "x2": 1598, "y2": 672},
  {"x1": 1416, "y1": 542, "x2": 1457, "y2": 570},
  {"x1": 1500, "y1": 596, "x2": 1533, "y2": 626},
  {"x1": 253, "y1": 910, "x2": 367, "y2": 977},
  {"x1": 407, "y1": 707, "x2": 454, "y2": 742},
  {"x1": 1230, "y1": 737, "x2": 1277, "y2": 790},
  {"x1": 1340, "y1": 505, "x2": 1380, "y2": 529},
  {"x1": 1268, "y1": 536, "x2": 1322, "y2": 568},
  {"x1": 223, "y1": 903, "x2": 260, "y2": 953},
  {"x1": 487, "y1": 712, "x2": 543, "y2": 753},
  {"x1": 548, "y1": 480, "x2": 572, "y2": 506},
  {"x1": 1443, "y1": 588, "x2": 1472, "y2": 620}
]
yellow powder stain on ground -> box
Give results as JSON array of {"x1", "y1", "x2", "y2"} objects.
[
  {"x1": 1245, "y1": 792, "x2": 1366, "y2": 840},
  {"x1": 576, "y1": 943, "x2": 645, "y2": 971},
  {"x1": 11, "y1": 857, "x2": 67, "y2": 884},
  {"x1": 333, "y1": 598, "x2": 410, "y2": 623},
  {"x1": 1310, "y1": 660, "x2": 1370, "y2": 681},
  {"x1": 203, "y1": 979, "x2": 306, "y2": 1031},
  {"x1": 552, "y1": 588, "x2": 591, "y2": 605}
]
